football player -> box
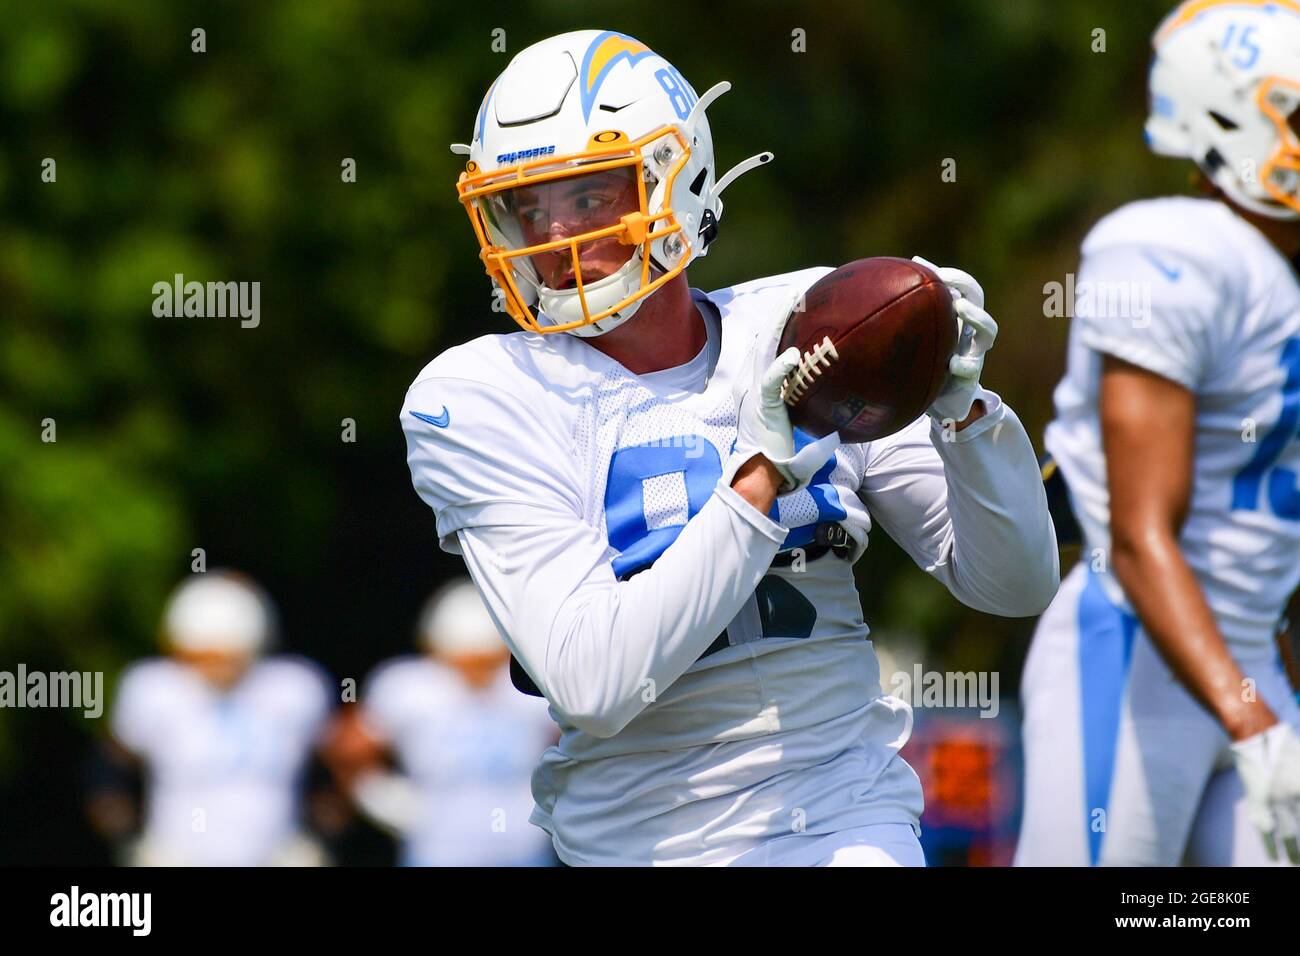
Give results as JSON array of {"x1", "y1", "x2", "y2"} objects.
[
  {"x1": 1016, "y1": 0, "x2": 1300, "y2": 867},
  {"x1": 99, "y1": 571, "x2": 335, "y2": 866},
  {"x1": 325, "y1": 578, "x2": 558, "y2": 866},
  {"x1": 403, "y1": 29, "x2": 1058, "y2": 866}
]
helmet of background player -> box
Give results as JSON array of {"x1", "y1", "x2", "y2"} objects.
[
  {"x1": 451, "y1": 29, "x2": 773, "y2": 337},
  {"x1": 1146, "y1": 0, "x2": 1300, "y2": 220},
  {"x1": 161, "y1": 570, "x2": 275, "y2": 664},
  {"x1": 416, "y1": 579, "x2": 506, "y2": 687},
  {"x1": 417, "y1": 578, "x2": 503, "y2": 656}
]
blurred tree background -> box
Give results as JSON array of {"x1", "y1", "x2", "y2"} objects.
[{"x1": 0, "y1": 0, "x2": 1186, "y2": 862}]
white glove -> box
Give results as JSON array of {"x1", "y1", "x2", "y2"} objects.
[
  {"x1": 912, "y1": 256, "x2": 999, "y2": 424},
  {"x1": 724, "y1": 301, "x2": 840, "y2": 494},
  {"x1": 1229, "y1": 721, "x2": 1300, "y2": 863}
]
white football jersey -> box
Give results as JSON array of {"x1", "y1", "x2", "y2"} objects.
[
  {"x1": 1047, "y1": 197, "x2": 1300, "y2": 653},
  {"x1": 403, "y1": 268, "x2": 1057, "y2": 865},
  {"x1": 111, "y1": 656, "x2": 332, "y2": 866},
  {"x1": 362, "y1": 656, "x2": 556, "y2": 866}
]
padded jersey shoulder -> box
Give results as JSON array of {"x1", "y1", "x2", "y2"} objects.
[{"x1": 1082, "y1": 197, "x2": 1256, "y2": 288}]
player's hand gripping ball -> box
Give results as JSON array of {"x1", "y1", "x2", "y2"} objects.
[
  {"x1": 727, "y1": 306, "x2": 841, "y2": 495},
  {"x1": 910, "y1": 255, "x2": 999, "y2": 424},
  {"x1": 778, "y1": 257, "x2": 959, "y2": 442}
]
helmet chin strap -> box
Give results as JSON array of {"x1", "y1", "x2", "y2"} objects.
[
  {"x1": 1229, "y1": 190, "x2": 1300, "y2": 220},
  {"x1": 1208, "y1": 158, "x2": 1300, "y2": 221},
  {"x1": 566, "y1": 261, "x2": 675, "y2": 338},
  {"x1": 539, "y1": 247, "x2": 651, "y2": 336}
]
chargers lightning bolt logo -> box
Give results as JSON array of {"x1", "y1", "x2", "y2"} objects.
[
  {"x1": 579, "y1": 32, "x2": 655, "y2": 122},
  {"x1": 411, "y1": 407, "x2": 451, "y2": 428}
]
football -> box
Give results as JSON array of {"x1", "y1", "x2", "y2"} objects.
[{"x1": 778, "y1": 257, "x2": 957, "y2": 442}]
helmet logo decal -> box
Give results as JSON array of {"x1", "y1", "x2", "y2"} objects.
[
  {"x1": 579, "y1": 31, "x2": 655, "y2": 121},
  {"x1": 495, "y1": 144, "x2": 556, "y2": 164},
  {"x1": 476, "y1": 79, "x2": 497, "y2": 145}
]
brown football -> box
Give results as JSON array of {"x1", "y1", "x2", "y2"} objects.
[{"x1": 778, "y1": 257, "x2": 957, "y2": 443}]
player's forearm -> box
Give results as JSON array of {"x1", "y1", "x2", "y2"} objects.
[
  {"x1": 1111, "y1": 527, "x2": 1277, "y2": 740},
  {"x1": 730, "y1": 454, "x2": 783, "y2": 514},
  {"x1": 460, "y1": 485, "x2": 787, "y2": 738},
  {"x1": 953, "y1": 398, "x2": 986, "y2": 431},
  {"x1": 929, "y1": 396, "x2": 1060, "y2": 616},
  {"x1": 549, "y1": 487, "x2": 785, "y2": 736}
]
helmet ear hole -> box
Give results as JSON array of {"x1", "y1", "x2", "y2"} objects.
[
  {"x1": 688, "y1": 167, "x2": 709, "y2": 197},
  {"x1": 1208, "y1": 110, "x2": 1239, "y2": 131}
]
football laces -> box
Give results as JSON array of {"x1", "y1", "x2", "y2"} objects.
[{"x1": 781, "y1": 335, "x2": 839, "y2": 405}]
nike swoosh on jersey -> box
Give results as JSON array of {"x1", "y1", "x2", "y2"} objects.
[
  {"x1": 411, "y1": 407, "x2": 451, "y2": 428},
  {"x1": 1141, "y1": 251, "x2": 1182, "y2": 282}
]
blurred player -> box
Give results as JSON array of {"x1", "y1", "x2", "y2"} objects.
[
  {"x1": 93, "y1": 571, "x2": 335, "y2": 866},
  {"x1": 401, "y1": 30, "x2": 1058, "y2": 866},
  {"x1": 325, "y1": 579, "x2": 557, "y2": 866},
  {"x1": 1017, "y1": 0, "x2": 1300, "y2": 866}
]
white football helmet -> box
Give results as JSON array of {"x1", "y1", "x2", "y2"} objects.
[
  {"x1": 416, "y1": 578, "x2": 502, "y2": 656},
  {"x1": 1146, "y1": 0, "x2": 1300, "y2": 219},
  {"x1": 161, "y1": 570, "x2": 274, "y2": 656},
  {"x1": 453, "y1": 29, "x2": 772, "y2": 336}
]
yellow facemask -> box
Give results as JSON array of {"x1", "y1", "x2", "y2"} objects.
[
  {"x1": 1258, "y1": 76, "x2": 1300, "y2": 214},
  {"x1": 457, "y1": 126, "x2": 694, "y2": 334}
]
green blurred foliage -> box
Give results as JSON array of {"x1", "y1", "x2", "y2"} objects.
[{"x1": 0, "y1": 0, "x2": 1185, "y2": 794}]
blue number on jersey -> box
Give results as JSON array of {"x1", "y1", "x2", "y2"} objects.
[
  {"x1": 1231, "y1": 337, "x2": 1300, "y2": 521},
  {"x1": 606, "y1": 438, "x2": 722, "y2": 579},
  {"x1": 770, "y1": 451, "x2": 849, "y2": 549},
  {"x1": 604, "y1": 432, "x2": 846, "y2": 578}
]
